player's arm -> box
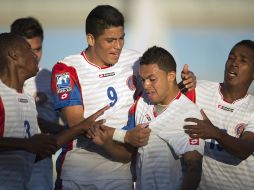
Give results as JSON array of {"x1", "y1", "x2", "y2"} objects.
[
  {"x1": 89, "y1": 125, "x2": 135, "y2": 163},
  {"x1": 181, "y1": 150, "x2": 203, "y2": 190},
  {"x1": 184, "y1": 109, "x2": 254, "y2": 160},
  {"x1": 37, "y1": 117, "x2": 65, "y2": 134}
]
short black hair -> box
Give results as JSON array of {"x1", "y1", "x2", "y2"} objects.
[
  {"x1": 233, "y1": 40, "x2": 254, "y2": 52},
  {"x1": 10, "y1": 17, "x2": 43, "y2": 41},
  {"x1": 0, "y1": 33, "x2": 24, "y2": 74},
  {"x1": 86, "y1": 5, "x2": 124, "y2": 38},
  {"x1": 140, "y1": 46, "x2": 176, "y2": 73}
]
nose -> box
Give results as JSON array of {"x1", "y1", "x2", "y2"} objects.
[
  {"x1": 114, "y1": 39, "x2": 122, "y2": 50},
  {"x1": 143, "y1": 79, "x2": 151, "y2": 89}
]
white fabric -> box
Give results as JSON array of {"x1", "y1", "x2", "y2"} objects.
[
  {"x1": 134, "y1": 94, "x2": 204, "y2": 190},
  {"x1": 196, "y1": 80, "x2": 254, "y2": 190},
  {"x1": 0, "y1": 80, "x2": 38, "y2": 189}
]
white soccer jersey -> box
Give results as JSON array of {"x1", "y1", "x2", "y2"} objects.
[
  {"x1": 0, "y1": 80, "x2": 39, "y2": 189},
  {"x1": 196, "y1": 80, "x2": 254, "y2": 190},
  {"x1": 134, "y1": 93, "x2": 204, "y2": 190},
  {"x1": 51, "y1": 49, "x2": 141, "y2": 186}
]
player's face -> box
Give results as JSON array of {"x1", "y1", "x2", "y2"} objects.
[
  {"x1": 17, "y1": 38, "x2": 39, "y2": 79},
  {"x1": 224, "y1": 44, "x2": 254, "y2": 89},
  {"x1": 26, "y1": 36, "x2": 43, "y2": 62},
  {"x1": 140, "y1": 63, "x2": 172, "y2": 105},
  {"x1": 89, "y1": 26, "x2": 125, "y2": 67}
]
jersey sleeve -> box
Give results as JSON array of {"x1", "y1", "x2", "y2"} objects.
[
  {"x1": 51, "y1": 63, "x2": 83, "y2": 110},
  {"x1": 0, "y1": 97, "x2": 5, "y2": 137}
]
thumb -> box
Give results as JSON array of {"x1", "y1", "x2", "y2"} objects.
[
  {"x1": 200, "y1": 109, "x2": 208, "y2": 120},
  {"x1": 181, "y1": 64, "x2": 189, "y2": 79}
]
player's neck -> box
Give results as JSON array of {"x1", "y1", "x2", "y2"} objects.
[
  {"x1": 85, "y1": 48, "x2": 110, "y2": 68},
  {"x1": 154, "y1": 89, "x2": 181, "y2": 116},
  {"x1": 220, "y1": 83, "x2": 249, "y2": 103}
]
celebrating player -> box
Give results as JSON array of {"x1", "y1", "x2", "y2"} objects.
[
  {"x1": 89, "y1": 46, "x2": 204, "y2": 190},
  {"x1": 184, "y1": 40, "x2": 254, "y2": 189}
]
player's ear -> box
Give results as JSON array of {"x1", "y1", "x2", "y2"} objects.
[
  {"x1": 87, "y1": 33, "x2": 95, "y2": 47},
  {"x1": 167, "y1": 71, "x2": 176, "y2": 82}
]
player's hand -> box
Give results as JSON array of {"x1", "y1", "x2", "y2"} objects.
[
  {"x1": 79, "y1": 105, "x2": 110, "y2": 133},
  {"x1": 178, "y1": 64, "x2": 196, "y2": 92},
  {"x1": 89, "y1": 125, "x2": 111, "y2": 146},
  {"x1": 125, "y1": 123, "x2": 151, "y2": 147},
  {"x1": 183, "y1": 109, "x2": 221, "y2": 140},
  {"x1": 27, "y1": 133, "x2": 58, "y2": 157}
]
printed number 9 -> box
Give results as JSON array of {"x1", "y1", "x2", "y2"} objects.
[
  {"x1": 24, "y1": 120, "x2": 31, "y2": 138},
  {"x1": 107, "y1": 87, "x2": 118, "y2": 107}
]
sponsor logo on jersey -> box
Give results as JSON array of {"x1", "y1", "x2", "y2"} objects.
[
  {"x1": 235, "y1": 123, "x2": 247, "y2": 138},
  {"x1": 59, "y1": 92, "x2": 69, "y2": 100},
  {"x1": 218, "y1": 104, "x2": 234, "y2": 112},
  {"x1": 18, "y1": 98, "x2": 28, "y2": 103},
  {"x1": 99, "y1": 72, "x2": 115, "y2": 78},
  {"x1": 56, "y1": 73, "x2": 72, "y2": 93},
  {"x1": 145, "y1": 113, "x2": 152, "y2": 121},
  {"x1": 189, "y1": 138, "x2": 199, "y2": 145},
  {"x1": 126, "y1": 75, "x2": 137, "y2": 91}
]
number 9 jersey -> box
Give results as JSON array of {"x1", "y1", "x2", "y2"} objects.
[{"x1": 51, "y1": 49, "x2": 141, "y2": 128}]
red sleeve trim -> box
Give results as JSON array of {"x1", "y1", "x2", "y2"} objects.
[{"x1": 185, "y1": 89, "x2": 196, "y2": 103}]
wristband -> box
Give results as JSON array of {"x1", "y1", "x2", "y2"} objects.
[{"x1": 112, "y1": 129, "x2": 127, "y2": 143}]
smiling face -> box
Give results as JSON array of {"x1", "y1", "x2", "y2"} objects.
[
  {"x1": 26, "y1": 36, "x2": 42, "y2": 62},
  {"x1": 224, "y1": 44, "x2": 254, "y2": 90},
  {"x1": 139, "y1": 63, "x2": 174, "y2": 105},
  {"x1": 87, "y1": 26, "x2": 125, "y2": 67}
]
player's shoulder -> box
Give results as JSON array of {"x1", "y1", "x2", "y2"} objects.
[
  {"x1": 178, "y1": 94, "x2": 202, "y2": 118},
  {"x1": 57, "y1": 52, "x2": 84, "y2": 66},
  {"x1": 197, "y1": 80, "x2": 218, "y2": 91}
]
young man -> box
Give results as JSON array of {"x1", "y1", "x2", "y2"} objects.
[
  {"x1": 184, "y1": 40, "x2": 254, "y2": 190},
  {"x1": 90, "y1": 46, "x2": 204, "y2": 190},
  {"x1": 0, "y1": 33, "x2": 108, "y2": 190},
  {"x1": 51, "y1": 5, "x2": 196, "y2": 190},
  {"x1": 11, "y1": 17, "x2": 64, "y2": 190}
]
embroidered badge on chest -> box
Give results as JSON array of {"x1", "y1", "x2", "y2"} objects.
[
  {"x1": 126, "y1": 75, "x2": 137, "y2": 91},
  {"x1": 56, "y1": 72, "x2": 72, "y2": 93}
]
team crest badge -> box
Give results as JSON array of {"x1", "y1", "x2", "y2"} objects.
[
  {"x1": 235, "y1": 123, "x2": 247, "y2": 138},
  {"x1": 126, "y1": 75, "x2": 137, "y2": 91},
  {"x1": 56, "y1": 73, "x2": 72, "y2": 93}
]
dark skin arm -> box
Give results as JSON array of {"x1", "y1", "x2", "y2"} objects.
[
  {"x1": 181, "y1": 151, "x2": 203, "y2": 190},
  {"x1": 184, "y1": 109, "x2": 254, "y2": 160},
  {"x1": 37, "y1": 117, "x2": 65, "y2": 134},
  {"x1": 89, "y1": 124, "x2": 135, "y2": 163}
]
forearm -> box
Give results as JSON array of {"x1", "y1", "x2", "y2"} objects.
[
  {"x1": 0, "y1": 137, "x2": 30, "y2": 151},
  {"x1": 215, "y1": 130, "x2": 254, "y2": 159},
  {"x1": 38, "y1": 117, "x2": 65, "y2": 134},
  {"x1": 101, "y1": 140, "x2": 133, "y2": 163},
  {"x1": 182, "y1": 159, "x2": 202, "y2": 190},
  {"x1": 55, "y1": 123, "x2": 85, "y2": 149}
]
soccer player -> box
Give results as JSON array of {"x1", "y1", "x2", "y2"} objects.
[
  {"x1": 0, "y1": 32, "x2": 108, "y2": 190},
  {"x1": 184, "y1": 40, "x2": 254, "y2": 190},
  {"x1": 51, "y1": 5, "x2": 196, "y2": 190},
  {"x1": 89, "y1": 46, "x2": 204, "y2": 190},
  {"x1": 10, "y1": 17, "x2": 64, "y2": 190},
  {"x1": 0, "y1": 32, "x2": 58, "y2": 190}
]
